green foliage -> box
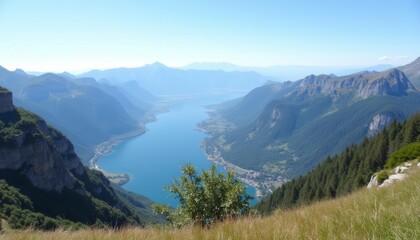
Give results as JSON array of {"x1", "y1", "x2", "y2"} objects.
[
  {"x1": 256, "y1": 113, "x2": 420, "y2": 214},
  {"x1": 376, "y1": 170, "x2": 389, "y2": 184},
  {"x1": 385, "y1": 142, "x2": 420, "y2": 168},
  {"x1": 0, "y1": 108, "x2": 47, "y2": 147},
  {"x1": 153, "y1": 164, "x2": 252, "y2": 227}
]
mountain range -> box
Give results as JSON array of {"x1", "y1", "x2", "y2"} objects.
[
  {"x1": 183, "y1": 62, "x2": 395, "y2": 82},
  {"x1": 199, "y1": 58, "x2": 420, "y2": 196},
  {"x1": 0, "y1": 67, "x2": 153, "y2": 161},
  {"x1": 79, "y1": 62, "x2": 268, "y2": 95}
]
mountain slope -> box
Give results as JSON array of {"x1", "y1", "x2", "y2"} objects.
[
  {"x1": 0, "y1": 87, "x2": 158, "y2": 229},
  {"x1": 256, "y1": 113, "x2": 420, "y2": 214},
  {"x1": 399, "y1": 56, "x2": 420, "y2": 89},
  {"x1": 201, "y1": 66, "x2": 420, "y2": 195}
]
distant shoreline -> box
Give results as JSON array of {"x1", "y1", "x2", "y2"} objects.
[{"x1": 88, "y1": 97, "x2": 181, "y2": 185}]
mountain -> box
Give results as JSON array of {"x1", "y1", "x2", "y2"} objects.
[
  {"x1": 399, "y1": 56, "x2": 420, "y2": 89},
  {"x1": 70, "y1": 77, "x2": 150, "y2": 118},
  {"x1": 16, "y1": 73, "x2": 139, "y2": 160},
  {"x1": 0, "y1": 67, "x2": 152, "y2": 161},
  {"x1": 256, "y1": 113, "x2": 420, "y2": 214},
  {"x1": 183, "y1": 62, "x2": 394, "y2": 81},
  {"x1": 0, "y1": 87, "x2": 160, "y2": 229},
  {"x1": 79, "y1": 63, "x2": 269, "y2": 95},
  {"x1": 200, "y1": 66, "x2": 420, "y2": 196}
]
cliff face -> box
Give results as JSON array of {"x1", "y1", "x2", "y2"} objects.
[
  {"x1": 0, "y1": 87, "x2": 85, "y2": 192},
  {"x1": 295, "y1": 69, "x2": 416, "y2": 99},
  {"x1": 367, "y1": 113, "x2": 394, "y2": 137},
  {"x1": 0, "y1": 87, "x2": 15, "y2": 113}
]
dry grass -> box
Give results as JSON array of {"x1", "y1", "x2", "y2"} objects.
[{"x1": 2, "y1": 170, "x2": 420, "y2": 240}]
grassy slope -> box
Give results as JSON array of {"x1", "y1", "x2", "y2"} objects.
[{"x1": 4, "y1": 168, "x2": 420, "y2": 239}]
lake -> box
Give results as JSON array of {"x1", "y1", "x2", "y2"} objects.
[{"x1": 99, "y1": 93, "x2": 256, "y2": 207}]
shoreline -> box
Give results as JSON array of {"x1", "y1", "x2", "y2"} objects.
[
  {"x1": 196, "y1": 110, "x2": 288, "y2": 198},
  {"x1": 199, "y1": 139, "x2": 265, "y2": 198},
  {"x1": 88, "y1": 97, "x2": 178, "y2": 185},
  {"x1": 199, "y1": 137, "x2": 289, "y2": 199}
]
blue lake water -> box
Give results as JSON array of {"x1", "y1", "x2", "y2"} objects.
[{"x1": 99, "y1": 93, "x2": 256, "y2": 207}]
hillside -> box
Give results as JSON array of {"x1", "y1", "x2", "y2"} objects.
[
  {"x1": 199, "y1": 65, "x2": 420, "y2": 196},
  {"x1": 256, "y1": 113, "x2": 420, "y2": 214},
  {"x1": 0, "y1": 87, "x2": 160, "y2": 229},
  {"x1": 0, "y1": 67, "x2": 153, "y2": 161},
  {"x1": 4, "y1": 159, "x2": 420, "y2": 239}
]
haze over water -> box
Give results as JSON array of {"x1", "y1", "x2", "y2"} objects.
[{"x1": 99, "y1": 93, "x2": 256, "y2": 207}]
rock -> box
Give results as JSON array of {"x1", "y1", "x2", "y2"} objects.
[
  {"x1": 404, "y1": 162, "x2": 412, "y2": 167},
  {"x1": 0, "y1": 87, "x2": 15, "y2": 113},
  {"x1": 367, "y1": 175, "x2": 379, "y2": 188},
  {"x1": 379, "y1": 173, "x2": 407, "y2": 188},
  {"x1": 394, "y1": 166, "x2": 409, "y2": 174},
  {"x1": 417, "y1": 162, "x2": 420, "y2": 167},
  {"x1": 368, "y1": 113, "x2": 394, "y2": 137}
]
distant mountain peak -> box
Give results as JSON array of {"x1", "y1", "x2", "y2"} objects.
[
  {"x1": 146, "y1": 61, "x2": 168, "y2": 69},
  {"x1": 13, "y1": 68, "x2": 27, "y2": 76},
  {"x1": 60, "y1": 71, "x2": 76, "y2": 79}
]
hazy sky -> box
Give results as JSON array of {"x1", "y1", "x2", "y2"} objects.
[{"x1": 0, "y1": 0, "x2": 419, "y2": 73}]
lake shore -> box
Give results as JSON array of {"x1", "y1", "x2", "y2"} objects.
[
  {"x1": 88, "y1": 96, "x2": 187, "y2": 186},
  {"x1": 197, "y1": 110, "x2": 288, "y2": 198}
]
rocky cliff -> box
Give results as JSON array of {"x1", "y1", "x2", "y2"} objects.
[
  {"x1": 0, "y1": 88, "x2": 85, "y2": 192},
  {"x1": 0, "y1": 86, "x2": 149, "y2": 228},
  {"x1": 294, "y1": 68, "x2": 416, "y2": 99},
  {"x1": 367, "y1": 113, "x2": 394, "y2": 137},
  {"x1": 0, "y1": 87, "x2": 15, "y2": 113}
]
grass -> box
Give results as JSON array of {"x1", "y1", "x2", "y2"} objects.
[{"x1": 2, "y1": 169, "x2": 420, "y2": 239}]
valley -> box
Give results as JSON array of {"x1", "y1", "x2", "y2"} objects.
[{"x1": 94, "y1": 93, "x2": 257, "y2": 206}]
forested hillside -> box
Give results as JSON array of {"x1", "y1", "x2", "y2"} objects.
[{"x1": 256, "y1": 113, "x2": 420, "y2": 214}]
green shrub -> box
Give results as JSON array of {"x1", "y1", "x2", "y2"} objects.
[
  {"x1": 385, "y1": 142, "x2": 420, "y2": 168},
  {"x1": 376, "y1": 170, "x2": 389, "y2": 184},
  {"x1": 153, "y1": 164, "x2": 252, "y2": 227}
]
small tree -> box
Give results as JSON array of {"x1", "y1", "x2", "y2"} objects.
[{"x1": 153, "y1": 164, "x2": 252, "y2": 227}]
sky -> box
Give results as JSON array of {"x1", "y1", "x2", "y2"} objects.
[{"x1": 0, "y1": 0, "x2": 419, "y2": 73}]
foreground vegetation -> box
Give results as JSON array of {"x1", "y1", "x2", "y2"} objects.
[
  {"x1": 153, "y1": 164, "x2": 252, "y2": 227},
  {"x1": 2, "y1": 165, "x2": 419, "y2": 239}
]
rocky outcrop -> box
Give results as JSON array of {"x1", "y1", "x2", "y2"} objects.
[
  {"x1": 367, "y1": 113, "x2": 394, "y2": 137},
  {"x1": 367, "y1": 161, "x2": 418, "y2": 188},
  {"x1": 269, "y1": 107, "x2": 282, "y2": 128},
  {"x1": 0, "y1": 87, "x2": 15, "y2": 113}
]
